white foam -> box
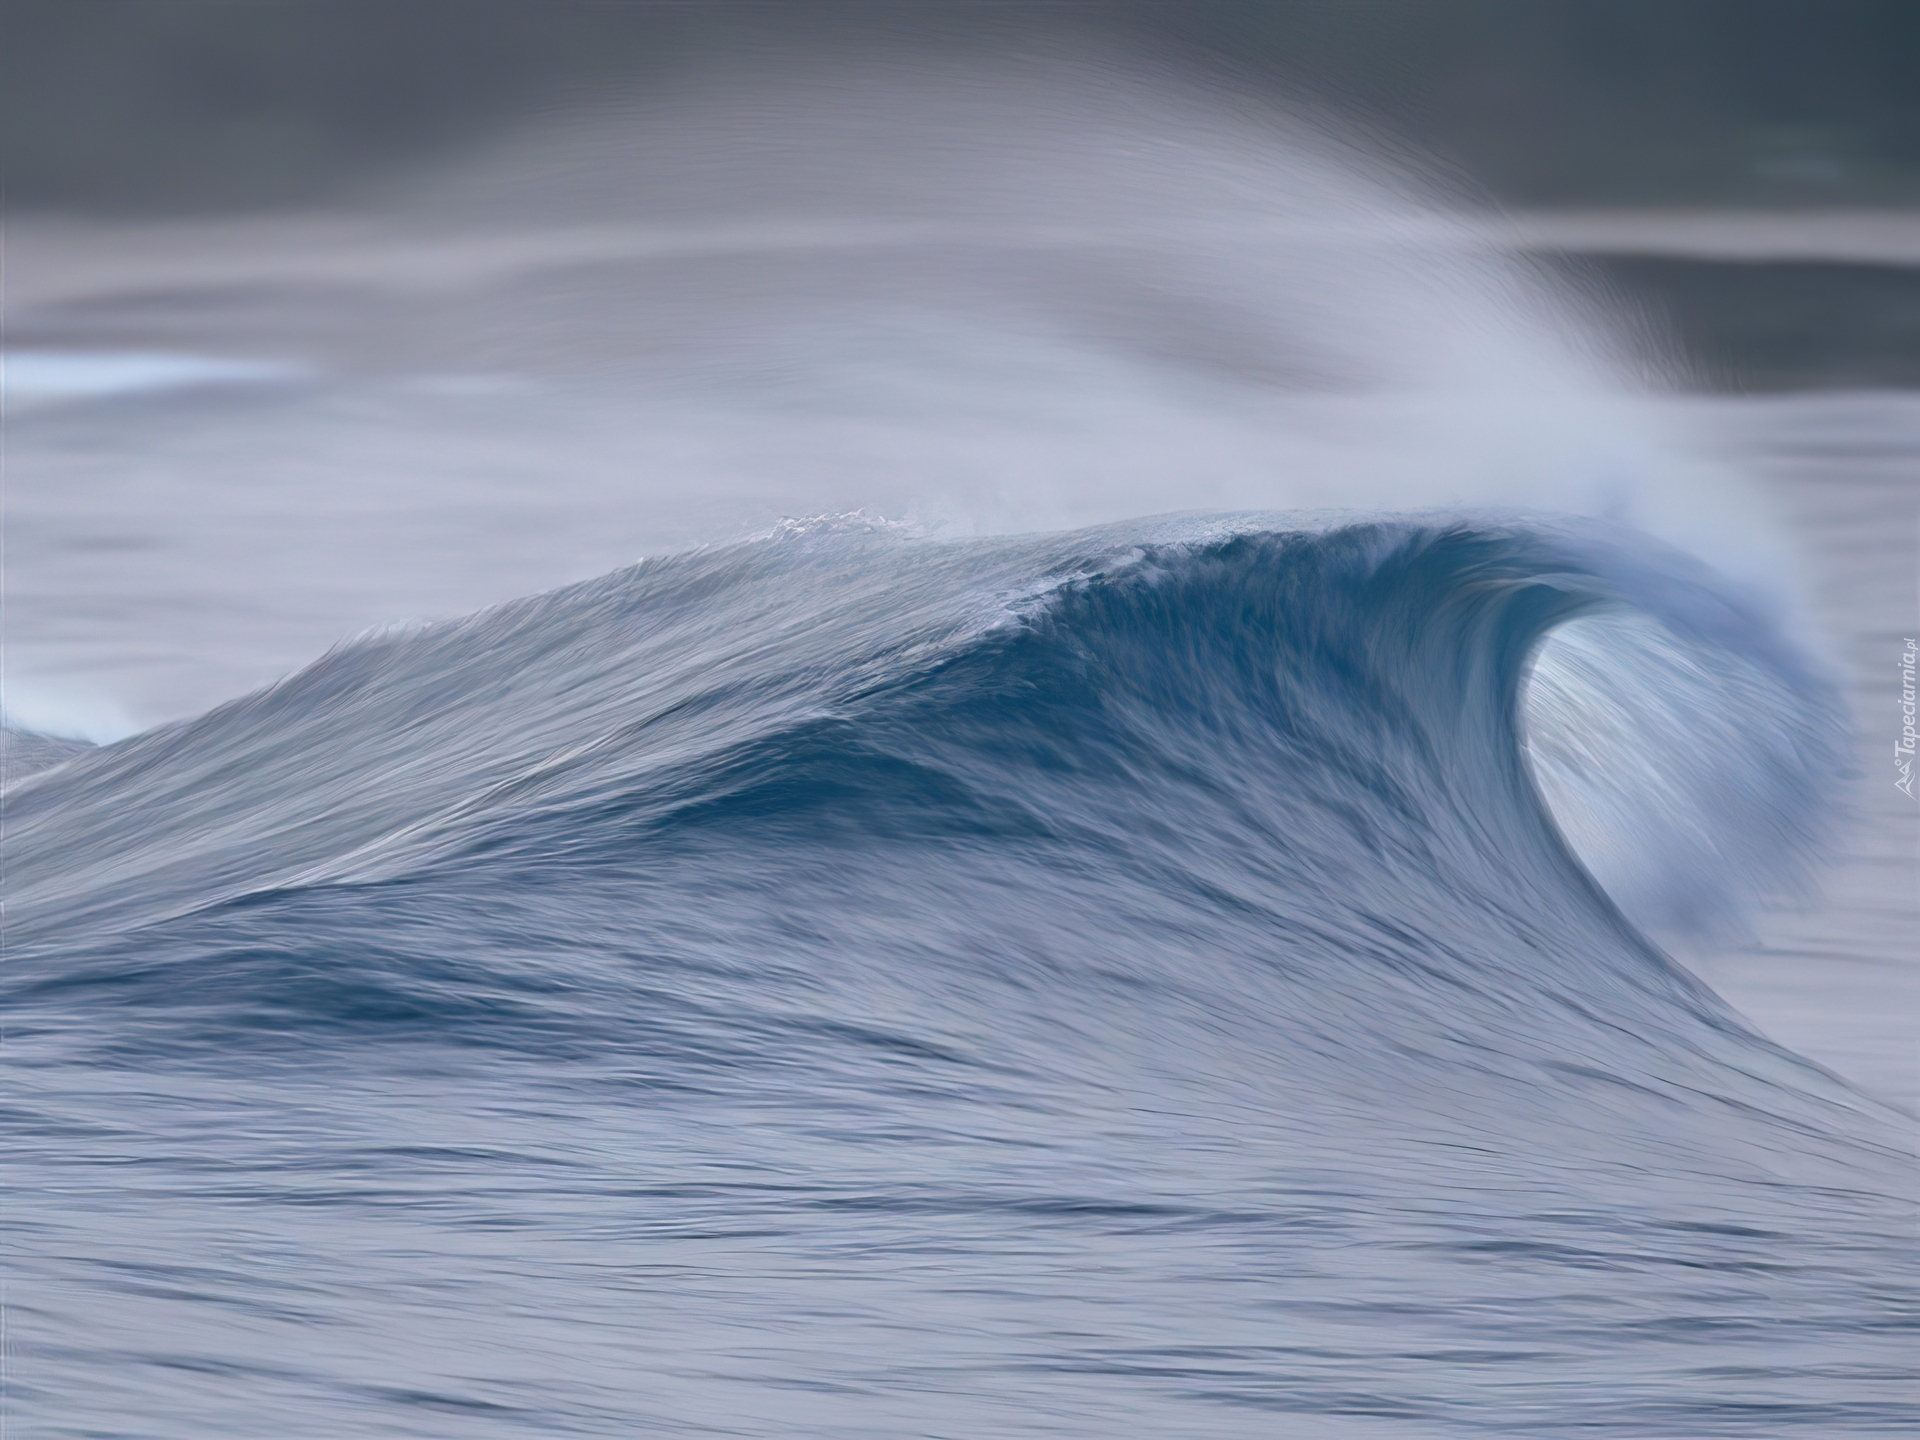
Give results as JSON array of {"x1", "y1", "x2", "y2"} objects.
[{"x1": 2, "y1": 351, "x2": 305, "y2": 410}]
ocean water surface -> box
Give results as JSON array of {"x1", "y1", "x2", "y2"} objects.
[{"x1": 5, "y1": 62, "x2": 1915, "y2": 1438}]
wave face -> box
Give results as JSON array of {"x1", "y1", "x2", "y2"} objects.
[{"x1": 5, "y1": 515, "x2": 1911, "y2": 1438}]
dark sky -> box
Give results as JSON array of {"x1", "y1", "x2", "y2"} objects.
[{"x1": 7, "y1": 1, "x2": 1918, "y2": 213}]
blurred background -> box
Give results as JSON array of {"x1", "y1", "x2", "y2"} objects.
[
  {"x1": 10, "y1": 0, "x2": 1920, "y2": 213},
  {"x1": 7, "y1": 0, "x2": 1920, "y2": 387}
]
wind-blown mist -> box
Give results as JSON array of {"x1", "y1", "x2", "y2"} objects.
[
  {"x1": 5, "y1": 58, "x2": 1911, "y2": 1440},
  {"x1": 8, "y1": 60, "x2": 1798, "y2": 730}
]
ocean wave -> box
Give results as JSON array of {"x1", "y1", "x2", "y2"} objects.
[
  {"x1": 6, "y1": 512, "x2": 1912, "y2": 1437},
  {"x1": 1, "y1": 516, "x2": 1846, "y2": 1066}
]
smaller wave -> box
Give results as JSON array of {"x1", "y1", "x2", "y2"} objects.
[{"x1": 0, "y1": 726, "x2": 95, "y2": 785}]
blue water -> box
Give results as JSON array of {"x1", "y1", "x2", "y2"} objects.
[{"x1": 6, "y1": 513, "x2": 1913, "y2": 1437}]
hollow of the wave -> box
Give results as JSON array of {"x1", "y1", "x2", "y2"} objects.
[{"x1": 1523, "y1": 607, "x2": 1839, "y2": 940}]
